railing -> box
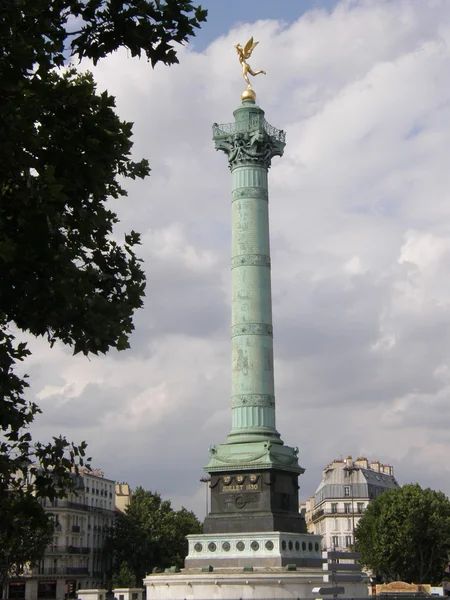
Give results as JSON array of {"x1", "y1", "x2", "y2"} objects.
[
  {"x1": 212, "y1": 115, "x2": 286, "y2": 143},
  {"x1": 45, "y1": 546, "x2": 90, "y2": 554},
  {"x1": 54, "y1": 500, "x2": 90, "y2": 511},
  {"x1": 312, "y1": 507, "x2": 365, "y2": 520},
  {"x1": 49, "y1": 499, "x2": 115, "y2": 515},
  {"x1": 35, "y1": 567, "x2": 89, "y2": 575}
]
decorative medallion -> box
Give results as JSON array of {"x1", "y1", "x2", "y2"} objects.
[
  {"x1": 235, "y1": 495, "x2": 246, "y2": 509},
  {"x1": 265, "y1": 540, "x2": 274, "y2": 551},
  {"x1": 250, "y1": 474, "x2": 257, "y2": 482},
  {"x1": 236, "y1": 541, "x2": 245, "y2": 551},
  {"x1": 208, "y1": 542, "x2": 217, "y2": 552},
  {"x1": 223, "y1": 476, "x2": 231, "y2": 484},
  {"x1": 222, "y1": 542, "x2": 231, "y2": 552},
  {"x1": 236, "y1": 475, "x2": 244, "y2": 483},
  {"x1": 251, "y1": 541, "x2": 260, "y2": 551},
  {"x1": 194, "y1": 542, "x2": 203, "y2": 552}
]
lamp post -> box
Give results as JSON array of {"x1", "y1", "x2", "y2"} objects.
[
  {"x1": 343, "y1": 461, "x2": 359, "y2": 550},
  {"x1": 199, "y1": 477, "x2": 211, "y2": 520}
]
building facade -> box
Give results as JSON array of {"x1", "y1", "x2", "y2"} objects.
[
  {"x1": 304, "y1": 456, "x2": 399, "y2": 551},
  {"x1": 7, "y1": 469, "x2": 118, "y2": 600}
]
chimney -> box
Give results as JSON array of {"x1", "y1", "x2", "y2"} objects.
[
  {"x1": 355, "y1": 457, "x2": 368, "y2": 469},
  {"x1": 370, "y1": 461, "x2": 380, "y2": 472},
  {"x1": 345, "y1": 456, "x2": 353, "y2": 468}
]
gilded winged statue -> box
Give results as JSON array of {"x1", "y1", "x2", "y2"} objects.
[{"x1": 235, "y1": 37, "x2": 266, "y2": 88}]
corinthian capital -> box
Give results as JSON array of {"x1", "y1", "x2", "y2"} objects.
[{"x1": 213, "y1": 116, "x2": 285, "y2": 170}]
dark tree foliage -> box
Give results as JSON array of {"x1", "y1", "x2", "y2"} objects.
[
  {"x1": 0, "y1": 0, "x2": 206, "y2": 581},
  {"x1": 355, "y1": 483, "x2": 450, "y2": 584},
  {"x1": 107, "y1": 488, "x2": 202, "y2": 584},
  {"x1": 0, "y1": 493, "x2": 53, "y2": 584}
]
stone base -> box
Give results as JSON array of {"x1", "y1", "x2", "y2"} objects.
[
  {"x1": 204, "y1": 468, "x2": 306, "y2": 534},
  {"x1": 185, "y1": 532, "x2": 322, "y2": 569},
  {"x1": 145, "y1": 532, "x2": 368, "y2": 599},
  {"x1": 144, "y1": 568, "x2": 368, "y2": 599}
]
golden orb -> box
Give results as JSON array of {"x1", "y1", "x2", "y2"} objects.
[{"x1": 241, "y1": 87, "x2": 256, "y2": 102}]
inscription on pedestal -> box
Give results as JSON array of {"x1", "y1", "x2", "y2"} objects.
[
  {"x1": 222, "y1": 483, "x2": 260, "y2": 492},
  {"x1": 220, "y1": 473, "x2": 261, "y2": 494}
]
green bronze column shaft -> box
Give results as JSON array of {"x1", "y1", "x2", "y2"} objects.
[{"x1": 213, "y1": 99, "x2": 285, "y2": 445}]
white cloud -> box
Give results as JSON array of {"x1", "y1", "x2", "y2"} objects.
[{"x1": 22, "y1": 0, "x2": 450, "y2": 516}]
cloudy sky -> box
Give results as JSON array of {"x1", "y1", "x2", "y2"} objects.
[{"x1": 25, "y1": 0, "x2": 450, "y2": 518}]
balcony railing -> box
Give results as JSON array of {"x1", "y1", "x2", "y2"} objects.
[
  {"x1": 36, "y1": 567, "x2": 89, "y2": 575},
  {"x1": 46, "y1": 546, "x2": 90, "y2": 555},
  {"x1": 54, "y1": 500, "x2": 90, "y2": 511},
  {"x1": 311, "y1": 507, "x2": 365, "y2": 521},
  {"x1": 212, "y1": 115, "x2": 286, "y2": 144},
  {"x1": 47, "y1": 499, "x2": 115, "y2": 515}
]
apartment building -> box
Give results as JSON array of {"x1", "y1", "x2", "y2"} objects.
[
  {"x1": 7, "y1": 468, "x2": 117, "y2": 600},
  {"x1": 304, "y1": 456, "x2": 399, "y2": 551}
]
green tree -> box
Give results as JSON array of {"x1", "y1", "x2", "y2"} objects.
[
  {"x1": 107, "y1": 488, "x2": 202, "y2": 583},
  {"x1": 0, "y1": 0, "x2": 206, "y2": 581},
  {"x1": 355, "y1": 483, "x2": 450, "y2": 584},
  {"x1": 0, "y1": 493, "x2": 53, "y2": 588},
  {"x1": 112, "y1": 561, "x2": 137, "y2": 588}
]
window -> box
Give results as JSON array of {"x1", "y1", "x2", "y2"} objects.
[
  {"x1": 331, "y1": 503, "x2": 338, "y2": 514},
  {"x1": 344, "y1": 503, "x2": 351, "y2": 514},
  {"x1": 344, "y1": 486, "x2": 350, "y2": 497},
  {"x1": 38, "y1": 582, "x2": 56, "y2": 599},
  {"x1": 346, "y1": 518, "x2": 351, "y2": 531},
  {"x1": 331, "y1": 536, "x2": 339, "y2": 549},
  {"x1": 345, "y1": 535, "x2": 352, "y2": 548},
  {"x1": 333, "y1": 518, "x2": 338, "y2": 531},
  {"x1": 8, "y1": 583, "x2": 26, "y2": 599},
  {"x1": 357, "y1": 502, "x2": 364, "y2": 514}
]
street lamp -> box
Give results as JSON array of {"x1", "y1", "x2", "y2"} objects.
[
  {"x1": 199, "y1": 477, "x2": 211, "y2": 519},
  {"x1": 343, "y1": 461, "x2": 359, "y2": 550}
]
